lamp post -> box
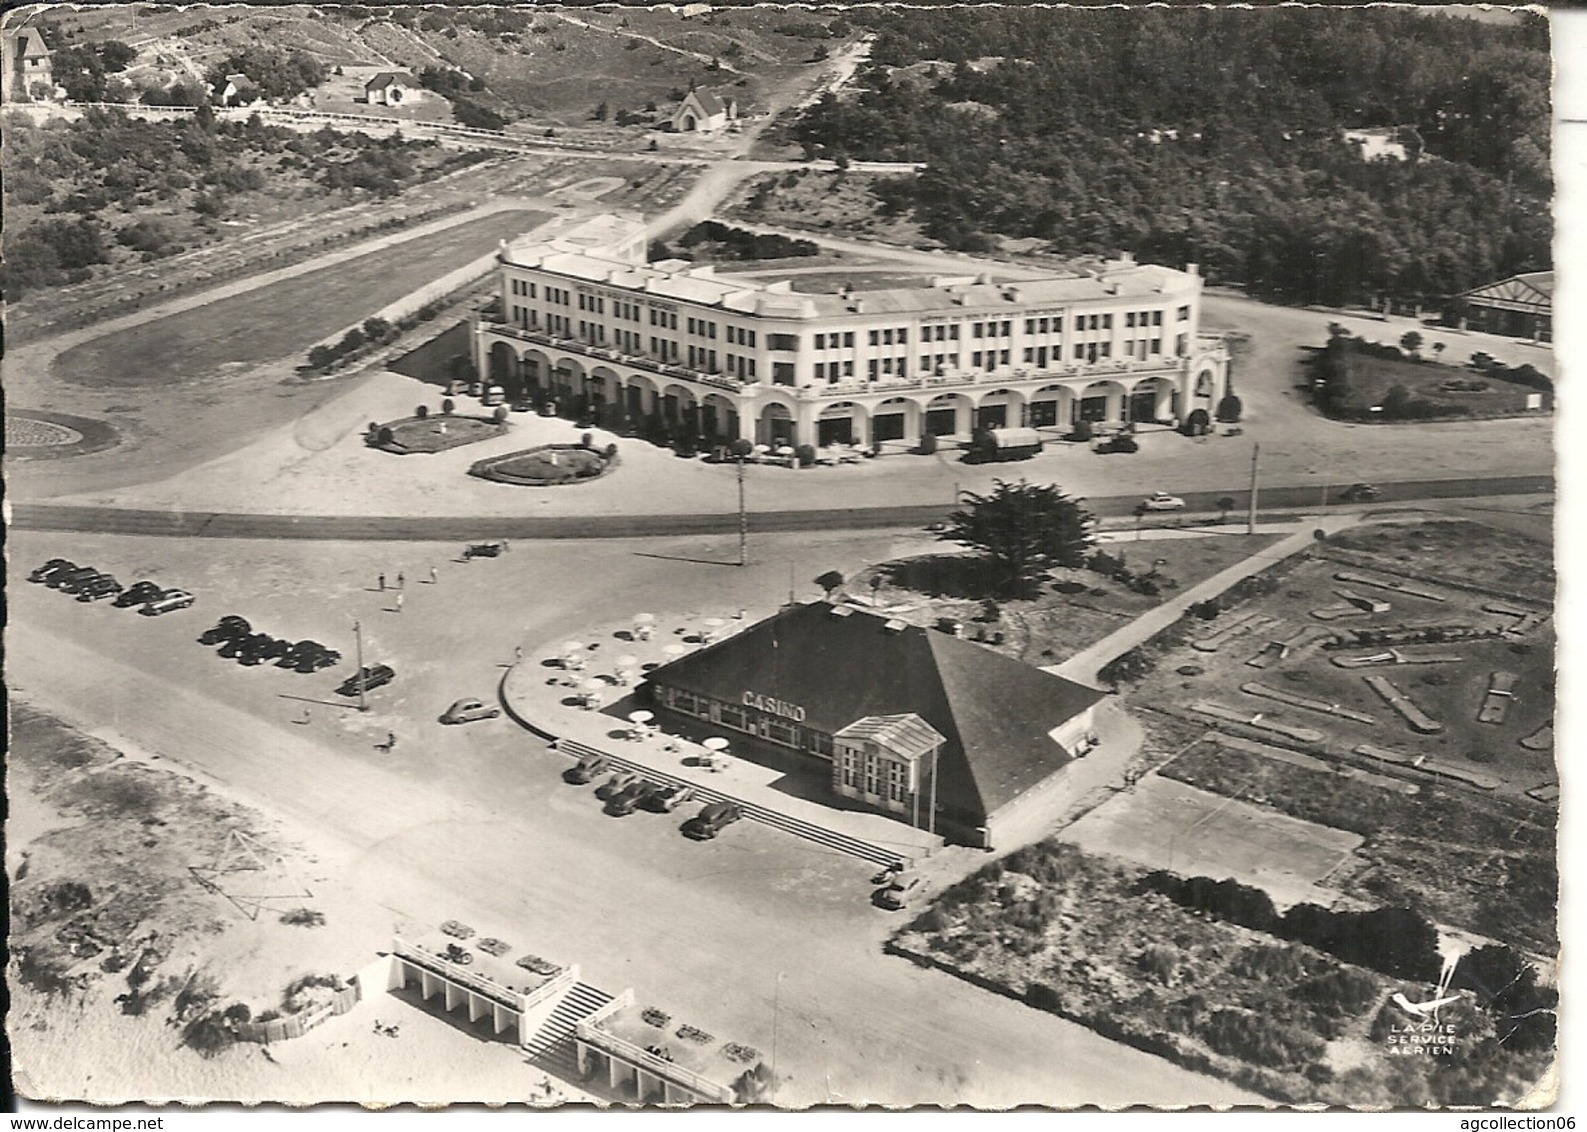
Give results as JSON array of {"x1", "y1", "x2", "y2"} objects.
[
  {"x1": 352, "y1": 618, "x2": 368, "y2": 712},
  {"x1": 771, "y1": 970, "x2": 786, "y2": 1079},
  {"x1": 1246, "y1": 442, "x2": 1260, "y2": 535}
]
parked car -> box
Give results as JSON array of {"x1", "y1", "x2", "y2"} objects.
[
  {"x1": 236, "y1": 633, "x2": 279, "y2": 665},
  {"x1": 55, "y1": 568, "x2": 106, "y2": 594},
  {"x1": 564, "y1": 754, "x2": 609, "y2": 784},
  {"x1": 30, "y1": 559, "x2": 75, "y2": 584},
  {"x1": 607, "y1": 780, "x2": 659, "y2": 816},
  {"x1": 278, "y1": 640, "x2": 320, "y2": 668},
  {"x1": 1340, "y1": 482, "x2": 1381, "y2": 503},
  {"x1": 141, "y1": 588, "x2": 195, "y2": 616},
  {"x1": 645, "y1": 783, "x2": 695, "y2": 812},
  {"x1": 440, "y1": 697, "x2": 501, "y2": 725},
  {"x1": 114, "y1": 581, "x2": 165, "y2": 608},
  {"x1": 875, "y1": 873, "x2": 922, "y2": 911},
  {"x1": 595, "y1": 771, "x2": 636, "y2": 802},
  {"x1": 1140, "y1": 491, "x2": 1186, "y2": 512},
  {"x1": 299, "y1": 646, "x2": 340, "y2": 673},
  {"x1": 1097, "y1": 434, "x2": 1140, "y2": 454},
  {"x1": 217, "y1": 633, "x2": 252, "y2": 659},
  {"x1": 76, "y1": 575, "x2": 125, "y2": 602},
  {"x1": 682, "y1": 801, "x2": 743, "y2": 841},
  {"x1": 337, "y1": 664, "x2": 396, "y2": 696},
  {"x1": 200, "y1": 615, "x2": 251, "y2": 645}
]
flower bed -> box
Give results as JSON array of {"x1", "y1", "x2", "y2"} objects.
[
  {"x1": 469, "y1": 443, "x2": 615, "y2": 486},
  {"x1": 368, "y1": 415, "x2": 506, "y2": 455}
]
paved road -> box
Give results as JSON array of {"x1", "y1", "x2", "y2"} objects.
[{"x1": 9, "y1": 473, "x2": 1553, "y2": 541}]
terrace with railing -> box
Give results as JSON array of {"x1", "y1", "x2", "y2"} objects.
[{"x1": 576, "y1": 995, "x2": 758, "y2": 1104}]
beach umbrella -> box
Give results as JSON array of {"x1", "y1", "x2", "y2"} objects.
[{"x1": 627, "y1": 710, "x2": 654, "y2": 724}]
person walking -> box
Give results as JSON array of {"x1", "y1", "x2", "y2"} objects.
[
  {"x1": 513, "y1": 645, "x2": 524, "y2": 663},
  {"x1": 297, "y1": 706, "x2": 312, "y2": 725},
  {"x1": 396, "y1": 571, "x2": 405, "y2": 591},
  {"x1": 378, "y1": 572, "x2": 386, "y2": 591},
  {"x1": 429, "y1": 566, "x2": 438, "y2": 585},
  {"x1": 395, "y1": 592, "x2": 404, "y2": 614},
  {"x1": 383, "y1": 732, "x2": 397, "y2": 752}
]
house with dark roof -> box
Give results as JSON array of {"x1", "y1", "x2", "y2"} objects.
[
  {"x1": 212, "y1": 72, "x2": 259, "y2": 107},
  {"x1": 1454, "y1": 271, "x2": 1552, "y2": 343},
  {"x1": 671, "y1": 86, "x2": 738, "y2": 133},
  {"x1": 3, "y1": 26, "x2": 54, "y2": 102},
  {"x1": 365, "y1": 71, "x2": 418, "y2": 107},
  {"x1": 642, "y1": 601, "x2": 1105, "y2": 847}
]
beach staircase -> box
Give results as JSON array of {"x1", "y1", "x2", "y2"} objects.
[{"x1": 523, "y1": 981, "x2": 615, "y2": 1077}]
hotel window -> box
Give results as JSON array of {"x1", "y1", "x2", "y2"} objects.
[
  {"x1": 864, "y1": 755, "x2": 880, "y2": 796},
  {"x1": 998, "y1": 349, "x2": 1010, "y2": 366},
  {"x1": 972, "y1": 322, "x2": 984, "y2": 339},
  {"x1": 896, "y1": 356, "x2": 907, "y2": 375},
  {"x1": 708, "y1": 350, "x2": 718, "y2": 370},
  {"x1": 1098, "y1": 342, "x2": 1110, "y2": 358},
  {"x1": 842, "y1": 361, "x2": 854, "y2": 377},
  {"x1": 1102, "y1": 314, "x2": 1113, "y2": 330},
  {"x1": 773, "y1": 362, "x2": 795, "y2": 384},
  {"x1": 1040, "y1": 317, "x2": 1050, "y2": 333},
  {"x1": 1176, "y1": 333, "x2": 1188, "y2": 356},
  {"x1": 1000, "y1": 321, "x2": 1011, "y2": 337},
  {"x1": 868, "y1": 359, "x2": 879, "y2": 379},
  {"x1": 1053, "y1": 316, "x2": 1062, "y2": 333},
  {"x1": 815, "y1": 362, "x2": 826, "y2": 381},
  {"x1": 1024, "y1": 319, "x2": 1035, "y2": 334},
  {"x1": 1151, "y1": 338, "x2": 1162, "y2": 354},
  {"x1": 882, "y1": 328, "x2": 894, "y2": 346},
  {"x1": 869, "y1": 329, "x2": 880, "y2": 346},
  {"x1": 842, "y1": 755, "x2": 858, "y2": 788},
  {"x1": 814, "y1": 333, "x2": 826, "y2": 350},
  {"x1": 747, "y1": 329, "x2": 756, "y2": 347},
  {"x1": 1126, "y1": 312, "x2": 1136, "y2": 328},
  {"x1": 1177, "y1": 305, "x2": 1191, "y2": 321},
  {"x1": 920, "y1": 355, "x2": 931, "y2": 372},
  {"x1": 888, "y1": 762, "x2": 907, "y2": 802},
  {"x1": 972, "y1": 351, "x2": 983, "y2": 368},
  {"x1": 768, "y1": 333, "x2": 799, "y2": 351},
  {"x1": 898, "y1": 328, "x2": 908, "y2": 345},
  {"x1": 707, "y1": 322, "x2": 717, "y2": 339},
  {"x1": 1152, "y1": 311, "x2": 1163, "y2": 326},
  {"x1": 882, "y1": 358, "x2": 893, "y2": 375},
  {"x1": 949, "y1": 324, "x2": 960, "y2": 340},
  {"x1": 842, "y1": 332, "x2": 854, "y2": 347},
  {"x1": 1023, "y1": 348, "x2": 1034, "y2": 363},
  {"x1": 1075, "y1": 343, "x2": 1085, "y2": 360}
]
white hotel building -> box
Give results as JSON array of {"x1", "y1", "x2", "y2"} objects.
[{"x1": 474, "y1": 216, "x2": 1231, "y2": 449}]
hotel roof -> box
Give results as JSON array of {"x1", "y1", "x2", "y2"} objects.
[
  {"x1": 502, "y1": 242, "x2": 1194, "y2": 321},
  {"x1": 646, "y1": 602, "x2": 1106, "y2": 822}
]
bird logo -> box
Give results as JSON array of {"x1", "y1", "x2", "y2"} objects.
[{"x1": 1392, "y1": 949, "x2": 1464, "y2": 1021}]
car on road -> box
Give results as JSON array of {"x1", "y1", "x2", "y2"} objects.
[
  {"x1": 606, "y1": 780, "x2": 659, "y2": 817},
  {"x1": 337, "y1": 663, "x2": 395, "y2": 696},
  {"x1": 1097, "y1": 434, "x2": 1140, "y2": 455},
  {"x1": 875, "y1": 873, "x2": 921, "y2": 911},
  {"x1": 76, "y1": 575, "x2": 124, "y2": 602},
  {"x1": 564, "y1": 754, "x2": 610, "y2": 785},
  {"x1": 1340, "y1": 482, "x2": 1381, "y2": 503},
  {"x1": 114, "y1": 581, "x2": 165, "y2": 608},
  {"x1": 440, "y1": 697, "x2": 501, "y2": 725},
  {"x1": 595, "y1": 771, "x2": 637, "y2": 802},
  {"x1": 200, "y1": 615, "x2": 251, "y2": 645},
  {"x1": 141, "y1": 588, "x2": 195, "y2": 616},
  {"x1": 1140, "y1": 491, "x2": 1186, "y2": 512},
  {"x1": 53, "y1": 567, "x2": 105, "y2": 593},
  {"x1": 30, "y1": 559, "x2": 75, "y2": 584},
  {"x1": 644, "y1": 783, "x2": 695, "y2": 812},
  {"x1": 682, "y1": 801, "x2": 743, "y2": 841}
]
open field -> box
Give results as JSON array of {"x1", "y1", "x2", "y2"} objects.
[
  {"x1": 1158, "y1": 739, "x2": 1556, "y2": 954},
  {"x1": 1058, "y1": 774, "x2": 1362, "y2": 908},
  {"x1": 50, "y1": 210, "x2": 549, "y2": 389}
]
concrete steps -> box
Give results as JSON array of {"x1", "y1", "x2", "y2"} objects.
[{"x1": 523, "y1": 981, "x2": 614, "y2": 1073}]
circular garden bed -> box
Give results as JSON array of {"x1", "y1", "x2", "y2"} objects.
[
  {"x1": 470, "y1": 443, "x2": 616, "y2": 486},
  {"x1": 5, "y1": 410, "x2": 121, "y2": 460},
  {"x1": 367, "y1": 414, "x2": 507, "y2": 455}
]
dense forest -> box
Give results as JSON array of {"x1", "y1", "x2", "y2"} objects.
[{"x1": 791, "y1": 8, "x2": 1551, "y2": 307}]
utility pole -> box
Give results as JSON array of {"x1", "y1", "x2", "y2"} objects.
[
  {"x1": 737, "y1": 455, "x2": 748, "y2": 568},
  {"x1": 1247, "y1": 442, "x2": 1260, "y2": 536},
  {"x1": 353, "y1": 618, "x2": 367, "y2": 713}
]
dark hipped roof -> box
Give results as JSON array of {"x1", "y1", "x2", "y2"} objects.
[
  {"x1": 647, "y1": 602, "x2": 1106, "y2": 821},
  {"x1": 687, "y1": 87, "x2": 728, "y2": 116},
  {"x1": 366, "y1": 71, "x2": 410, "y2": 89}
]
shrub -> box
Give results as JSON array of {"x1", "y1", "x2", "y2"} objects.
[
  {"x1": 182, "y1": 1011, "x2": 237, "y2": 1058},
  {"x1": 1070, "y1": 419, "x2": 1094, "y2": 442},
  {"x1": 581, "y1": 431, "x2": 594, "y2": 448},
  {"x1": 308, "y1": 345, "x2": 335, "y2": 370},
  {"x1": 917, "y1": 433, "x2": 938, "y2": 455},
  {"x1": 1216, "y1": 393, "x2": 1243, "y2": 422},
  {"x1": 605, "y1": 442, "x2": 618, "y2": 459},
  {"x1": 416, "y1": 404, "x2": 429, "y2": 419},
  {"x1": 493, "y1": 406, "x2": 508, "y2": 423},
  {"x1": 280, "y1": 908, "x2": 326, "y2": 928},
  {"x1": 795, "y1": 443, "x2": 817, "y2": 467},
  {"x1": 1025, "y1": 982, "x2": 1063, "y2": 1012},
  {"x1": 442, "y1": 399, "x2": 455, "y2": 415},
  {"x1": 377, "y1": 427, "x2": 394, "y2": 446}
]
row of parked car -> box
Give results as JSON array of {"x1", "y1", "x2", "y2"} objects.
[
  {"x1": 30, "y1": 559, "x2": 195, "y2": 614},
  {"x1": 564, "y1": 754, "x2": 743, "y2": 837},
  {"x1": 199, "y1": 615, "x2": 343, "y2": 672}
]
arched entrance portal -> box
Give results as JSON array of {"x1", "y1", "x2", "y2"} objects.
[
  {"x1": 758, "y1": 402, "x2": 795, "y2": 447},
  {"x1": 925, "y1": 393, "x2": 972, "y2": 438},
  {"x1": 817, "y1": 402, "x2": 867, "y2": 447},
  {"x1": 1129, "y1": 376, "x2": 1178, "y2": 425},
  {"x1": 870, "y1": 397, "x2": 913, "y2": 444},
  {"x1": 1027, "y1": 385, "x2": 1073, "y2": 429}
]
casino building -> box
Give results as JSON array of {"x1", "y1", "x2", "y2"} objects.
[
  {"x1": 640, "y1": 601, "x2": 1107, "y2": 849},
  {"x1": 473, "y1": 215, "x2": 1231, "y2": 450}
]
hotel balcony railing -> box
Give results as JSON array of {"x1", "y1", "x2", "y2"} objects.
[
  {"x1": 482, "y1": 322, "x2": 744, "y2": 392},
  {"x1": 801, "y1": 356, "x2": 1188, "y2": 400}
]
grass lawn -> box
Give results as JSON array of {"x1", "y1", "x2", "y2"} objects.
[
  {"x1": 376, "y1": 416, "x2": 507, "y2": 455},
  {"x1": 1319, "y1": 347, "x2": 1548, "y2": 420},
  {"x1": 853, "y1": 533, "x2": 1279, "y2": 665},
  {"x1": 52, "y1": 210, "x2": 550, "y2": 389},
  {"x1": 470, "y1": 445, "x2": 609, "y2": 485},
  {"x1": 1327, "y1": 520, "x2": 1554, "y2": 604}
]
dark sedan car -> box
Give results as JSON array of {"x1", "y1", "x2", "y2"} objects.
[
  {"x1": 337, "y1": 664, "x2": 396, "y2": 696},
  {"x1": 606, "y1": 780, "x2": 660, "y2": 817},
  {"x1": 564, "y1": 755, "x2": 609, "y2": 785},
  {"x1": 76, "y1": 576, "x2": 124, "y2": 602},
  {"x1": 53, "y1": 568, "x2": 105, "y2": 593},
  {"x1": 218, "y1": 631, "x2": 265, "y2": 659},
  {"x1": 114, "y1": 581, "x2": 165, "y2": 608},
  {"x1": 682, "y1": 802, "x2": 743, "y2": 841},
  {"x1": 30, "y1": 559, "x2": 75, "y2": 584}
]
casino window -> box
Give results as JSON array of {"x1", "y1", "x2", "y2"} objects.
[
  {"x1": 718, "y1": 703, "x2": 746, "y2": 730},
  {"x1": 766, "y1": 720, "x2": 799, "y2": 748}
]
